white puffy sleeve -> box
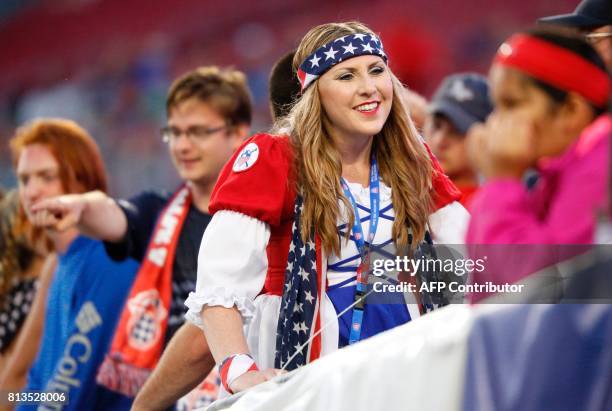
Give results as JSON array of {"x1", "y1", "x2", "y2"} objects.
[
  {"x1": 184, "y1": 210, "x2": 270, "y2": 329},
  {"x1": 428, "y1": 201, "x2": 470, "y2": 244}
]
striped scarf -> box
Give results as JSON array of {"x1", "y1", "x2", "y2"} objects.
[{"x1": 97, "y1": 186, "x2": 191, "y2": 396}]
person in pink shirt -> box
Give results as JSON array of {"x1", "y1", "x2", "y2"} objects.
[{"x1": 466, "y1": 28, "x2": 610, "y2": 298}]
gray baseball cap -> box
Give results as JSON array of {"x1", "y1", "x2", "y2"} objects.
[{"x1": 429, "y1": 73, "x2": 493, "y2": 135}]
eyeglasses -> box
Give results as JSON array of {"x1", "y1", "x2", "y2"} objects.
[
  {"x1": 584, "y1": 32, "x2": 612, "y2": 45},
  {"x1": 161, "y1": 125, "x2": 227, "y2": 144}
]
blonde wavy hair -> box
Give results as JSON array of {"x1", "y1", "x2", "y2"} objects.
[{"x1": 274, "y1": 21, "x2": 433, "y2": 256}]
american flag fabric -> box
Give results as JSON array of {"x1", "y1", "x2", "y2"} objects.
[
  {"x1": 275, "y1": 196, "x2": 321, "y2": 371},
  {"x1": 297, "y1": 32, "x2": 388, "y2": 91}
]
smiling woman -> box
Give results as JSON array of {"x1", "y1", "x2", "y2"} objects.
[
  {"x1": 184, "y1": 21, "x2": 469, "y2": 396},
  {"x1": 317, "y1": 55, "x2": 394, "y2": 169}
]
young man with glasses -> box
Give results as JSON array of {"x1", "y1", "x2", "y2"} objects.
[
  {"x1": 539, "y1": 0, "x2": 612, "y2": 70},
  {"x1": 31, "y1": 66, "x2": 252, "y2": 406}
]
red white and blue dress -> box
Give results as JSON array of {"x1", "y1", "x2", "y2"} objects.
[{"x1": 185, "y1": 133, "x2": 468, "y2": 371}]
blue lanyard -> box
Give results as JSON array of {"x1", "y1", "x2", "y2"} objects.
[{"x1": 340, "y1": 155, "x2": 380, "y2": 344}]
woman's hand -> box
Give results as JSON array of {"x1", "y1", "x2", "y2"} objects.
[
  {"x1": 229, "y1": 368, "x2": 285, "y2": 393},
  {"x1": 467, "y1": 114, "x2": 538, "y2": 180}
]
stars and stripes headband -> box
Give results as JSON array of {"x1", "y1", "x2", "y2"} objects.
[
  {"x1": 297, "y1": 32, "x2": 388, "y2": 92},
  {"x1": 494, "y1": 34, "x2": 610, "y2": 108}
]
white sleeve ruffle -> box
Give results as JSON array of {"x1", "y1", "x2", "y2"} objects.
[
  {"x1": 429, "y1": 201, "x2": 470, "y2": 244},
  {"x1": 184, "y1": 210, "x2": 270, "y2": 329}
]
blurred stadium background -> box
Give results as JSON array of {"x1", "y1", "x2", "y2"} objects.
[{"x1": 0, "y1": 0, "x2": 576, "y2": 197}]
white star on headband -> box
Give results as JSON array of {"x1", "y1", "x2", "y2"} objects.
[
  {"x1": 309, "y1": 54, "x2": 321, "y2": 68},
  {"x1": 297, "y1": 33, "x2": 389, "y2": 92},
  {"x1": 324, "y1": 47, "x2": 339, "y2": 61},
  {"x1": 343, "y1": 43, "x2": 357, "y2": 54}
]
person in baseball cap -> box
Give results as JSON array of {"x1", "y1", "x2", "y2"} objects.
[
  {"x1": 424, "y1": 73, "x2": 493, "y2": 206},
  {"x1": 539, "y1": 0, "x2": 612, "y2": 69}
]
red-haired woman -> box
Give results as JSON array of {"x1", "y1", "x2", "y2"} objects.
[{"x1": 10, "y1": 119, "x2": 137, "y2": 410}]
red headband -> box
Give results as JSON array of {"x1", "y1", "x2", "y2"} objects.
[{"x1": 494, "y1": 34, "x2": 610, "y2": 108}]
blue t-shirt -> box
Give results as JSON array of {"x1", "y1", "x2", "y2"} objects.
[{"x1": 18, "y1": 236, "x2": 137, "y2": 411}]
